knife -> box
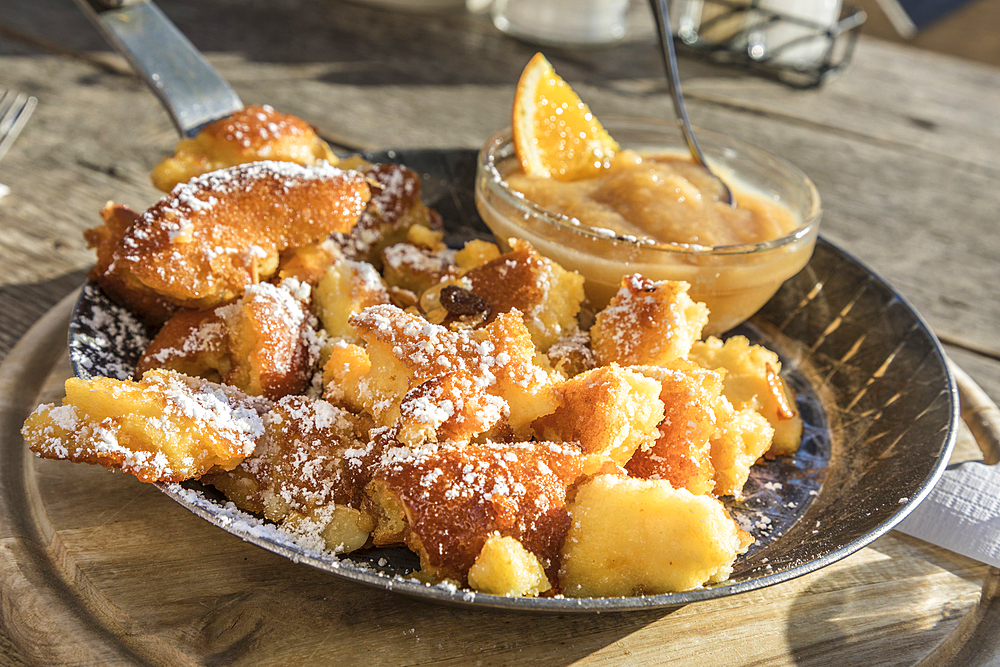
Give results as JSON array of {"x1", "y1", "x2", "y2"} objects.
[
  {"x1": 72, "y1": 0, "x2": 243, "y2": 137},
  {"x1": 896, "y1": 361, "x2": 1000, "y2": 567}
]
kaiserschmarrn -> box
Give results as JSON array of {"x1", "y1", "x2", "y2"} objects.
[
  {"x1": 23, "y1": 107, "x2": 807, "y2": 600},
  {"x1": 151, "y1": 104, "x2": 339, "y2": 192}
]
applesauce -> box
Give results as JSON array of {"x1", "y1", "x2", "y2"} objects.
[
  {"x1": 504, "y1": 151, "x2": 799, "y2": 249},
  {"x1": 475, "y1": 118, "x2": 821, "y2": 335}
]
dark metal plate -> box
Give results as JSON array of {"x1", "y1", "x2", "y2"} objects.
[{"x1": 68, "y1": 149, "x2": 957, "y2": 612}]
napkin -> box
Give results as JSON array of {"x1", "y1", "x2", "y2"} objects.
[
  {"x1": 896, "y1": 459, "x2": 1000, "y2": 568},
  {"x1": 895, "y1": 362, "x2": 1000, "y2": 568}
]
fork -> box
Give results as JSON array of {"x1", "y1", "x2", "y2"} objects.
[{"x1": 0, "y1": 87, "x2": 38, "y2": 164}]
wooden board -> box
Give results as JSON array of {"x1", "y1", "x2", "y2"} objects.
[{"x1": 1, "y1": 293, "x2": 999, "y2": 666}]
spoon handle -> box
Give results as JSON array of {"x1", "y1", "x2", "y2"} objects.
[{"x1": 648, "y1": 0, "x2": 734, "y2": 205}]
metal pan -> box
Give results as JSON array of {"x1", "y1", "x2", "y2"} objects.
[
  {"x1": 64, "y1": 6, "x2": 957, "y2": 611},
  {"x1": 68, "y1": 146, "x2": 957, "y2": 612}
]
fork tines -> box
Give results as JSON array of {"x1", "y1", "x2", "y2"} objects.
[{"x1": 0, "y1": 87, "x2": 38, "y2": 164}]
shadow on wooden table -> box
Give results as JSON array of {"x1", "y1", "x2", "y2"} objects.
[
  {"x1": 0, "y1": 272, "x2": 85, "y2": 362},
  {"x1": 784, "y1": 535, "x2": 992, "y2": 665}
]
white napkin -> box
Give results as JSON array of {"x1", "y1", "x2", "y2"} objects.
[{"x1": 896, "y1": 461, "x2": 1000, "y2": 568}]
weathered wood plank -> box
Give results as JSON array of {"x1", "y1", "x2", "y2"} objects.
[{"x1": 684, "y1": 38, "x2": 1000, "y2": 176}]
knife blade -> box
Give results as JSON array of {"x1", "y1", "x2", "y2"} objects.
[{"x1": 895, "y1": 362, "x2": 1000, "y2": 567}]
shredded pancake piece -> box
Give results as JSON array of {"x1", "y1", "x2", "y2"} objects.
[
  {"x1": 216, "y1": 279, "x2": 321, "y2": 399},
  {"x1": 689, "y1": 335, "x2": 801, "y2": 456},
  {"x1": 467, "y1": 534, "x2": 552, "y2": 597},
  {"x1": 420, "y1": 240, "x2": 584, "y2": 352},
  {"x1": 333, "y1": 161, "x2": 443, "y2": 263},
  {"x1": 359, "y1": 437, "x2": 585, "y2": 587},
  {"x1": 138, "y1": 279, "x2": 321, "y2": 399},
  {"x1": 350, "y1": 304, "x2": 558, "y2": 436},
  {"x1": 151, "y1": 105, "x2": 338, "y2": 192},
  {"x1": 136, "y1": 306, "x2": 229, "y2": 382},
  {"x1": 321, "y1": 341, "x2": 371, "y2": 413},
  {"x1": 559, "y1": 474, "x2": 752, "y2": 597},
  {"x1": 204, "y1": 395, "x2": 375, "y2": 553},
  {"x1": 21, "y1": 369, "x2": 269, "y2": 483},
  {"x1": 591, "y1": 274, "x2": 708, "y2": 367},
  {"x1": 313, "y1": 258, "x2": 391, "y2": 342},
  {"x1": 709, "y1": 399, "x2": 774, "y2": 497},
  {"x1": 396, "y1": 370, "x2": 507, "y2": 447},
  {"x1": 625, "y1": 363, "x2": 723, "y2": 495},
  {"x1": 84, "y1": 203, "x2": 179, "y2": 327},
  {"x1": 111, "y1": 161, "x2": 370, "y2": 309},
  {"x1": 532, "y1": 363, "x2": 664, "y2": 466}
]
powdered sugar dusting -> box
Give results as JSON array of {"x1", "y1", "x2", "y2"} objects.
[
  {"x1": 126, "y1": 161, "x2": 349, "y2": 260},
  {"x1": 23, "y1": 370, "x2": 268, "y2": 483}
]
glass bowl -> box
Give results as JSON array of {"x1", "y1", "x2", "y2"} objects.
[{"x1": 474, "y1": 117, "x2": 822, "y2": 335}]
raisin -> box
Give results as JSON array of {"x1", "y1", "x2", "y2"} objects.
[{"x1": 440, "y1": 285, "x2": 489, "y2": 317}]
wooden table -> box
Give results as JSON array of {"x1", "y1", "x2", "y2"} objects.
[{"x1": 1, "y1": 1, "x2": 998, "y2": 664}]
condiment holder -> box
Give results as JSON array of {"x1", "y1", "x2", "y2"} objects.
[{"x1": 669, "y1": 0, "x2": 866, "y2": 87}]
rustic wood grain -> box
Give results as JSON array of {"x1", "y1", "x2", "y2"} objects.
[{"x1": 1, "y1": 0, "x2": 998, "y2": 663}]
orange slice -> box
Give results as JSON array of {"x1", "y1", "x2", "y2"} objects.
[{"x1": 512, "y1": 53, "x2": 619, "y2": 181}]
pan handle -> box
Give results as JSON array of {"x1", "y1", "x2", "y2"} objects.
[
  {"x1": 950, "y1": 359, "x2": 1000, "y2": 466},
  {"x1": 72, "y1": 0, "x2": 243, "y2": 137}
]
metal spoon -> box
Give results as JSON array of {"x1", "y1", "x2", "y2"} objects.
[{"x1": 648, "y1": 0, "x2": 734, "y2": 206}]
